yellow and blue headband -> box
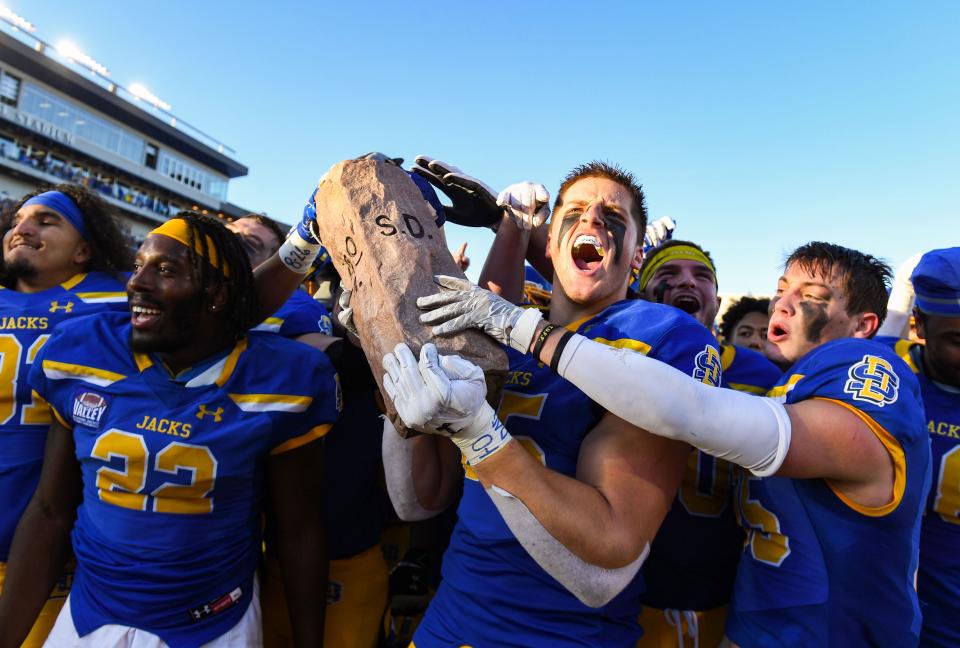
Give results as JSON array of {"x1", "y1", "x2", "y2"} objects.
[
  {"x1": 150, "y1": 218, "x2": 230, "y2": 277},
  {"x1": 22, "y1": 191, "x2": 89, "y2": 241},
  {"x1": 638, "y1": 244, "x2": 716, "y2": 292}
]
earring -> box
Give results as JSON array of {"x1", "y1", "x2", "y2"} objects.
[{"x1": 210, "y1": 305, "x2": 218, "y2": 312}]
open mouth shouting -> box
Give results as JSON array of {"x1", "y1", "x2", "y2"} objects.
[
  {"x1": 571, "y1": 235, "x2": 606, "y2": 272},
  {"x1": 671, "y1": 292, "x2": 702, "y2": 315}
]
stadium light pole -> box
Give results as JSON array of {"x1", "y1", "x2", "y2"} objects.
[
  {"x1": 129, "y1": 83, "x2": 172, "y2": 112},
  {"x1": 0, "y1": 5, "x2": 35, "y2": 32},
  {"x1": 55, "y1": 39, "x2": 110, "y2": 78}
]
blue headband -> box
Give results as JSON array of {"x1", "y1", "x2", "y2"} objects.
[{"x1": 21, "y1": 191, "x2": 90, "y2": 241}]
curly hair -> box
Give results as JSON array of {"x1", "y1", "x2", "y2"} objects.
[
  {"x1": 175, "y1": 211, "x2": 261, "y2": 342},
  {"x1": 1, "y1": 183, "x2": 134, "y2": 282},
  {"x1": 719, "y1": 296, "x2": 770, "y2": 341}
]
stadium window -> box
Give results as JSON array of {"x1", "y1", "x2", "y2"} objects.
[
  {"x1": 0, "y1": 72, "x2": 20, "y2": 107},
  {"x1": 145, "y1": 143, "x2": 158, "y2": 169}
]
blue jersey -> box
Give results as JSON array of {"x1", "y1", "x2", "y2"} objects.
[
  {"x1": 0, "y1": 271, "x2": 127, "y2": 562},
  {"x1": 879, "y1": 336, "x2": 960, "y2": 647},
  {"x1": 416, "y1": 299, "x2": 722, "y2": 648},
  {"x1": 642, "y1": 344, "x2": 781, "y2": 611},
  {"x1": 727, "y1": 338, "x2": 931, "y2": 648},
  {"x1": 254, "y1": 288, "x2": 333, "y2": 338},
  {"x1": 29, "y1": 312, "x2": 340, "y2": 647}
]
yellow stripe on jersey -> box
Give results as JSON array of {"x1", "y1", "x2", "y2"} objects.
[
  {"x1": 270, "y1": 423, "x2": 331, "y2": 455},
  {"x1": 59, "y1": 273, "x2": 87, "y2": 290},
  {"x1": 720, "y1": 344, "x2": 737, "y2": 371},
  {"x1": 766, "y1": 374, "x2": 805, "y2": 400},
  {"x1": 74, "y1": 291, "x2": 127, "y2": 303},
  {"x1": 253, "y1": 317, "x2": 284, "y2": 333},
  {"x1": 229, "y1": 393, "x2": 313, "y2": 413},
  {"x1": 894, "y1": 339, "x2": 921, "y2": 374},
  {"x1": 215, "y1": 338, "x2": 247, "y2": 387},
  {"x1": 133, "y1": 353, "x2": 153, "y2": 372},
  {"x1": 564, "y1": 313, "x2": 594, "y2": 332},
  {"x1": 592, "y1": 337, "x2": 652, "y2": 355},
  {"x1": 42, "y1": 360, "x2": 125, "y2": 387},
  {"x1": 728, "y1": 382, "x2": 769, "y2": 395},
  {"x1": 815, "y1": 396, "x2": 907, "y2": 517}
]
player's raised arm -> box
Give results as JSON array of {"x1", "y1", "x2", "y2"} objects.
[
  {"x1": 254, "y1": 190, "x2": 326, "y2": 318},
  {"x1": 478, "y1": 181, "x2": 552, "y2": 302},
  {"x1": 0, "y1": 419, "x2": 81, "y2": 647}
]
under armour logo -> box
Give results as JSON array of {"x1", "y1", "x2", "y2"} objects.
[
  {"x1": 196, "y1": 405, "x2": 224, "y2": 422},
  {"x1": 49, "y1": 301, "x2": 74, "y2": 313}
]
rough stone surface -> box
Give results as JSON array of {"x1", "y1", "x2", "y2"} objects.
[{"x1": 315, "y1": 159, "x2": 508, "y2": 437}]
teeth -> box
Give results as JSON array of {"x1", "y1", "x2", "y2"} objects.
[
  {"x1": 132, "y1": 306, "x2": 160, "y2": 315},
  {"x1": 573, "y1": 235, "x2": 604, "y2": 256}
]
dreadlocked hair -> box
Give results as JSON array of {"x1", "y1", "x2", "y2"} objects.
[
  {"x1": 176, "y1": 211, "x2": 261, "y2": 342},
  {"x1": 2, "y1": 183, "x2": 135, "y2": 279}
]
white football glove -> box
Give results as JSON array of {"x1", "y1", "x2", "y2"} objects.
[
  {"x1": 496, "y1": 181, "x2": 550, "y2": 231},
  {"x1": 382, "y1": 343, "x2": 510, "y2": 464},
  {"x1": 643, "y1": 216, "x2": 676, "y2": 252},
  {"x1": 336, "y1": 288, "x2": 358, "y2": 338},
  {"x1": 417, "y1": 275, "x2": 543, "y2": 353}
]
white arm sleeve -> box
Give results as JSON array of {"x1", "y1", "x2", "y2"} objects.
[
  {"x1": 484, "y1": 483, "x2": 648, "y2": 608},
  {"x1": 556, "y1": 336, "x2": 792, "y2": 477},
  {"x1": 381, "y1": 417, "x2": 443, "y2": 521}
]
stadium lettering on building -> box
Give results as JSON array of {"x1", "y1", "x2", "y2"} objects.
[{"x1": 0, "y1": 104, "x2": 76, "y2": 146}]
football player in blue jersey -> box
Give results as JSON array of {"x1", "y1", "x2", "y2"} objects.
[
  {"x1": 876, "y1": 247, "x2": 960, "y2": 647},
  {"x1": 0, "y1": 183, "x2": 133, "y2": 647},
  {"x1": 0, "y1": 212, "x2": 338, "y2": 647},
  {"x1": 420, "y1": 240, "x2": 931, "y2": 647},
  {"x1": 635, "y1": 240, "x2": 781, "y2": 648},
  {"x1": 379, "y1": 161, "x2": 724, "y2": 647}
]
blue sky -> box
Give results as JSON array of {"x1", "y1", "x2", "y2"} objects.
[{"x1": 16, "y1": 1, "x2": 959, "y2": 293}]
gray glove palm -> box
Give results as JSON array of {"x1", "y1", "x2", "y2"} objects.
[{"x1": 417, "y1": 276, "x2": 542, "y2": 353}]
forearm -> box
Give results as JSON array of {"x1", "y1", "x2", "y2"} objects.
[
  {"x1": 478, "y1": 214, "x2": 532, "y2": 303},
  {"x1": 472, "y1": 441, "x2": 652, "y2": 568},
  {"x1": 254, "y1": 256, "x2": 309, "y2": 319},
  {"x1": 382, "y1": 420, "x2": 461, "y2": 519},
  {"x1": 0, "y1": 499, "x2": 74, "y2": 647},
  {"x1": 536, "y1": 332, "x2": 791, "y2": 475},
  {"x1": 276, "y1": 518, "x2": 327, "y2": 648}
]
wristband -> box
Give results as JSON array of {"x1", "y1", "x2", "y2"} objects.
[
  {"x1": 531, "y1": 323, "x2": 556, "y2": 359},
  {"x1": 549, "y1": 330, "x2": 575, "y2": 374},
  {"x1": 450, "y1": 402, "x2": 513, "y2": 466},
  {"x1": 278, "y1": 229, "x2": 322, "y2": 274},
  {"x1": 509, "y1": 307, "x2": 543, "y2": 353}
]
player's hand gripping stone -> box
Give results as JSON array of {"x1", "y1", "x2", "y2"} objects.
[
  {"x1": 382, "y1": 343, "x2": 511, "y2": 464},
  {"x1": 417, "y1": 276, "x2": 543, "y2": 353}
]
